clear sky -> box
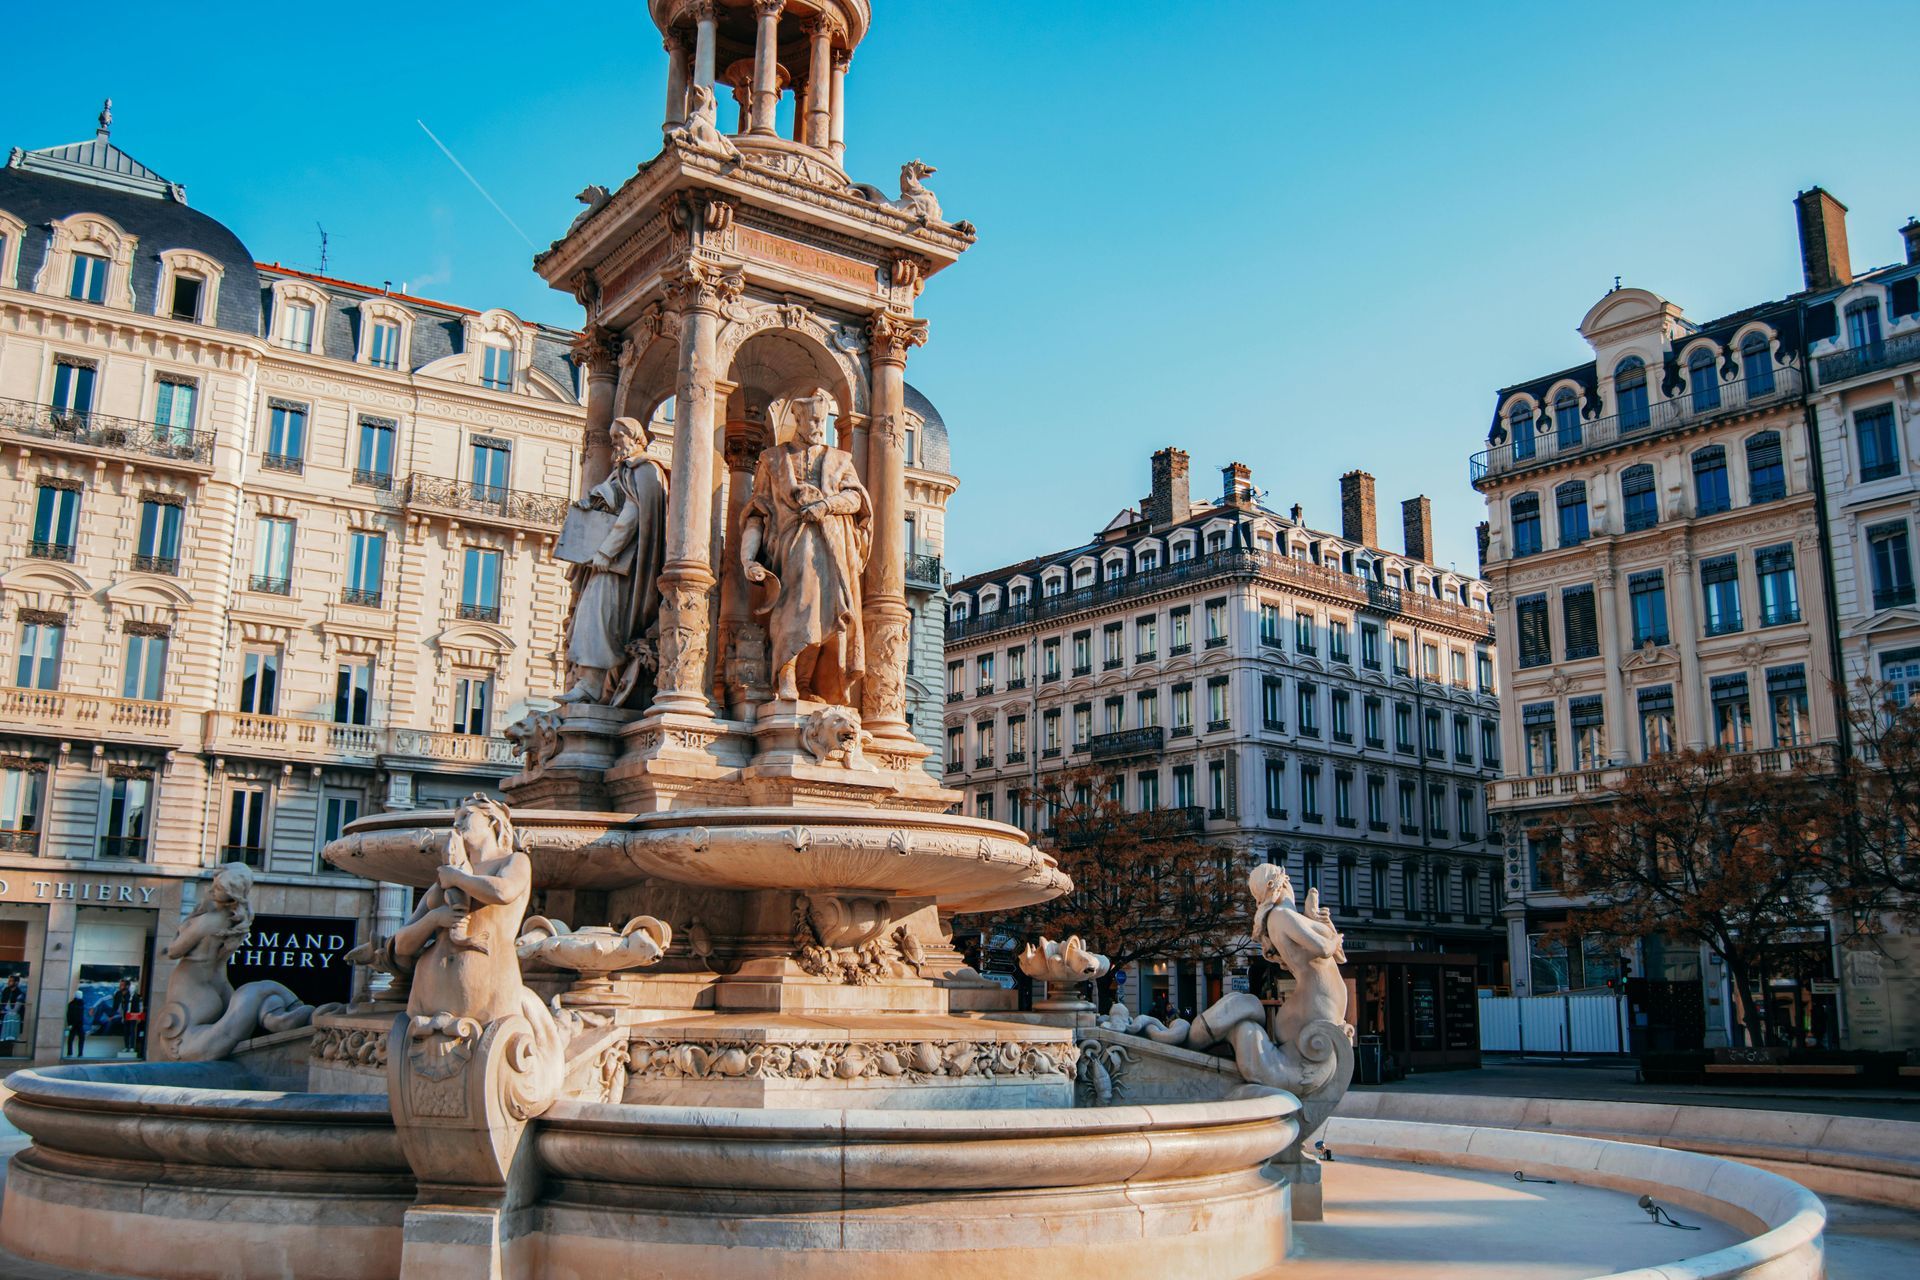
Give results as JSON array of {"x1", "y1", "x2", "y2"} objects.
[{"x1": 8, "y1": 2, "x2": 1913, "y2": 577}]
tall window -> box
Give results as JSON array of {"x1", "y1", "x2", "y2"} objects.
[
  {"x1": 168, "y1": 273, "x2": 203, "y2": 323},
  {"x1": 1561, "y1": 585, "x2": 1598, "y2": 659},
  {"x1": 68, "y1": 252, "x2": 108, "y2": 304},
  {"x1": 481, "y1": 344, "x2": 514, "y2": 391},
  {"x1": 1701, "y1": 555, "x2": 1742, "y2": 635},
  {"x1": 103, "y1": 774, "x2": 151, "y2": 860},
  {"x1": 0, "y1": 766, "x2": 44, "y2": 844},
  {"x1": 453, "y1": 673, "x2": 492, "y2": 735},
  {"x1": 1868, "y1": 522, "x2": 1916, "y2": 609},
  {"x1": 1712, "y1": 674, "x2": 1752, "y2": 751},
  {"x1": 253, "y1": 516, "x2": 296, "y2": 594},
  {"x1": 471, "y1": 438, "x2": 511, "y2": 502},
  {"x1": 238, "y1": 648, "x2": 279, "y2": 714},
  {"x1": 1857, "y1": 406, "x2": 1901, "y2": 482},
  {"x1": 1204, "y1": 599, "x2": 1227, "y2": 645},
  {"x1": 1516, "y1": 594, "x2": 1550, "y2": 668},
  {"x1": 1209, "y1": 677, "x2": 1232, "y2": 730},
  {"x1": 1883, "y1": 650, "x2": 1920, "y2": 709},
  {"x1": 1262, "y1": 677, "x2": 1285, "y2": 729},
  {"x1": 1361, "y1": 623, "x2": 1381, "y2": 669},
  {"x1": 153, "y1": 377, "x2": 197, "y2": 445},
  {"x1": 1553, "y1": 389, "x2": 1582, "y2": 448},
  {"x1": 335, "y1": 659, "x2": 374, "y2": 726},
  {"x1": 1629, "y1": 571, "x2": 1669, "y2": 646},
  {"x1": 1523, "y1": 703, "x2": 1557, "y2": 776},
  {"x1": 1510, "y1": 493, "x2": 1542, "y2": 557},
  {"x1": 1741, "y1": 333, "x2": 1775, "y2": 396},
  {"x1": 1509, "y1": 403, "x2": 1535, "y2": 461},
  {"x1": 31, "y1": 483, "x2": 80, "y2": 559},
  {"x1": 225, "y1": 786, "x2": 268, "y2": 866},
  {"x1": 462, "y1": 548, "x2": 502, "y2": 621},
  {"x1": 1687, "y1": 348, "x2": 1720, "y2": 413},
  {"x1": 1620, "y1": 463, "x2": 1658, "y2": 531},
  {"x1": 15, "y1": 616, "x2": 64, "y2": 690},
  {"x1": 50, "y1": 358, "x2": 96, "y2": 416},
  {"x1": 356, "y1": 417, "x2": 397, "y2": 486},
  {"x1": 1846, "y1": 298, "x2": 1883, "y2": 349},
  {"x1": 1692, "y1": 446, "x2": 1730, "y2": 515},
  {"x1": 347, "y1": 531, "x2": 386, "y2": 606},
  {"x1": 1294, "y1": 610, "x2": 1315, "y2": 654},
  {"x1": 1746, "y1": 432, "x2": 1785, "y2": 503},
  {"x1": 1570, "y1": 697, "x2": 1605, "y2": 768},
  {"x1": 321, "y1": 791, "x2": 363, "y2": 850},
  {"x1": 369, "y1": 321, "x2": 401, "y2": 370},
  {"x1": 1768, "y1": 665, "x2": 1809, "y2": 747},
  {"x1": 121, "y1": 629, "x2": 167, "y2": 702},
  {"x1": 1295, "y1": 683, "x2": 1317, "y2": 736},
  {"x1": 1298, "y1": 765, "x2": 1318, "y2": 821},
  {"x1": 1614, "y1": 357, "x2": 1649, "y2": 430},
  {"x1": 1330, "y1": 620, "x2": 1350, "y2": 663},
  {"x1": 282, "y1": 301, "x2": 316, "y2": 352},
  {"x1": 1755, "y1": 544, "x2": 1799, "y2": 625},
  {"x1": 1639, "y1": 686, "x2": 1675, "y2": 759},
  {"x1": 135, "y1": 497, "x2": 184, "y2": 574},
  {"x1": 1555, "y1": 481, "x2": 1588, "y2": 547},
  {"x1": 1264, "y1": 759, "x2": 1285, "y2": 817},
  {"x1": 265, "y1": 400, "x2": 306, "y2": 468}
]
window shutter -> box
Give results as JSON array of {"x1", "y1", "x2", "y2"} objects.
[
  {"x1": 1561, "y1": 586, "x2": 1598, "y2": 658},
  {"x1": 1517, "y1": 595, "x2": 1550, "y2": 664},
  {"x1": 1805, "y1": 303, "x2": 1838, "y2": 343}
]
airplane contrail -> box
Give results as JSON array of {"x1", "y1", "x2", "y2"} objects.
[{"x1": 416, "y1": 119, "x2": 536, "y2": 248}]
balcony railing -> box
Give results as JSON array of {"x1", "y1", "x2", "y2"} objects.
[
  {"x1": 1089, "y1": 726, "x2": 1164, "y2": 761},
  {"x1": 261, "y1": 453, "x2": 304, "y2": 474},
  {"x1": 0, "y1": 689, "x2": 176, "y2": 740},
  {"x1": 97, "y1": 836, "x2": 147, "y2": 860},
  {"x1": 1816, "y1": 331, "x2": 1920, "y2": 386},
  {"x1": 0, "y1": 397, "x2": 216, "y2": 467},
  {"x1": 353, "y1": 467, "x2": 395, "y2": 491},
  {"x1": 341, "y1": 587, "x2": 384, "y2": 608},
  {"x1": 130, "y1": 553, "x2": 179, "y2": 575},
  {"x1": 1470, "y1": 363, "x2": 1805, "y2": 485},
  {"x1": 27, "y1": 540, "x2": 76, "y2": 562},
  {"x1": 250, "y1": 574, "x2": 291, "y2": 595},
  {"x1": 1488, "y1": 743, "x2": 1836, "y2": 808},
  {"x1": 905, "y1": 552, "x2": 944, "y2": 590},
  {"x1": 385, "y1": 728, "x2": 517, "y2": 769},
  {"x1": 459, "y1": 603, "x2": 502, "y2": 623},
  {"x1": 401, "y1": 474, "x2": 567, "y2": 529},
  {"x1": 0, "y1": 829, "x2": 38, "y2": 854},
  {"x1": 205, "y1": 711, "x2": 381, "y2": 761}
]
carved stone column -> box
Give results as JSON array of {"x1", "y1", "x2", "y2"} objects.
[
  {"x1": 1595, "y1": 565, "x2": 1625, "y2": 763},
  {"x1": 862, "y1": 310, "x2": 928, "y2": 745},
  {"x1": 803, "y1": 15, "x2": 835, "y2": 149},
  {"x1": 571, "y1": 323, "x2": 622, "y2": 493},
  {"x1": 828, "y1": 48, "x2": 849, "y2": 162},
  {"x1": 725, "y1": 60, "x2": 756, "y2": 134},
  {"x1": 663, "y1": 30, "x2": 690, "y2": 127},
  {"x1": 653, "y1": 259, "x2": 741, "y2": 718},
  {"x1": 1670, "y1": 550, "x2": 1705, "y2": 749},
  {"x1": 751, "y1": 0, "x2": 785, "y2": 135},
  {"x1": 692, "y1": 0, "x2": 720, "y2": 87}
]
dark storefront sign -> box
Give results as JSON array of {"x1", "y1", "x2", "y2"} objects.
[{"x1": 227, "y1": 915, "x2": 357, "y2": 1007}]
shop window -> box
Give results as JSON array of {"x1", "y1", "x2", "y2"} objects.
[{"x1": 68, "y1": 913, "x2": 151, "y2": 1061}]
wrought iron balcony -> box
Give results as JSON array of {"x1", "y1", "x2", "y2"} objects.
[
  {"x1": 459, "y1": 602, "x2": 502, "y2": 623},
  {"x1": 1089, "y1": 726, "x2": 1164, "y2": 761},
  {"x1": 905, "y1": 552, "x2": 943, "y2": 590},
  {"x1": 130, "y1": 553, "x2": 178, "y2": 575},
  {"x1": 1816, "y1": 331, "x2": 1920, "y2": 386},
  {"x1": 341, "y1": 587, "x2": 384, "y2": 608},
  {"x1": 27, "y1": 540, "x2": 76, "y2": 562},
  {"x1": 400, "y1": 474, "x2": 567, "y2": 529},
  {"x1": 0, "y1": 397, "x2": 215, "y2": 468},
  {"x1": 0, "y1": 829, "x2": 39, "y2": 854},
  {"x1": 353, "y1": 467, "x2": 394, "y2": 490},
  {"x1": 1470, "y1": 363, "x2": 1804, "y2": 486},
  {"x1": 250, "y1": 574, "x2": 291, "y2": 595},
  {"x1": 261, "y1": 452, "x2": 304, "y2": 474}
]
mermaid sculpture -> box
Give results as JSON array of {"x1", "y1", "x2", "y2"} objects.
[{"x1": 153, "y1": 863, "x2": 315, "y2": 1061}]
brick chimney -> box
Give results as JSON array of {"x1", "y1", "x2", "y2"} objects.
[
  {"x1": 1794, "y1": 188, "x2": 1853, "y2": 292},
  {"x1": 1340, "y1": 470, "x2": 1377, "y2": 548},
  {"x1": 1903, "y1": 218, "x2": 1920, "y2": 266},
  {"x1": 1476, "y1": 520, "x2": 1490, "y2": 570},
  {"x1": 1222, "y1": 461, "x2": 1255, "y2": 506},
  {"x1": 1402, "y1": 495, "x2": 1433, "y2": 563},
  {"x1": 1145, "y1": 447, "x2": 1190, "y2": 527}
]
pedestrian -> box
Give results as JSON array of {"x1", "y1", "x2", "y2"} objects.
[
  {"x1": 0, "y1": 974, "x2": 24, "y2": 1051},
  {"x1": 110, "y1": 978, "x2": 133, "y2": 1054},
  {"x1": 64, "y1": 993, "x2": 86, "y2": 1058}
]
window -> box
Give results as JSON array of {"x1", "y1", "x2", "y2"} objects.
[
  {"x1": 1329, "y1": 621, "x2": 1350, "y2": 664},
  {"x1": 1688, "y1": 347, "x2": 1720, "y2": 413},
  {"x1": 239, "y1": 648, "x2": 279, "y2": 715},
  {"x1": 1402, "y1": 860, "x2": 1420, "y2": 912},
  {"x1": 1712, "y1": 674, "x2": 1752, "y2": 751},
  {"x1": 1262, "y1": 677, "x2": 1285, "y2": 729},
  {"x1": 1103, "y1": 695, "x2": 1124, "y2": 735},
  {"x1": 30, "y1": 483, "x2": 80, "y2": 560},
  {"x1": 1006, "y1": 646, "x2": 1026, "y2": 686},
  {"x1": 356, "y1": 417, "x2": 397, "y2": 487},
  {"x1": 1072, "y1": 630, "x2": 1092, "y2": 674},
  {"x1": 1361, "y1": 623, "x2": 1381, "y2": 669},
  {"x1": 947, "y1": 726, "x2": 963, "y2": 770},
  {"x1": 1169, "y1": 608, "x2": 1191, "y2": 654},
  {"x1": 453, "y1": 673, "x2": 492, "y2": 735},
  {"x1": 1138, "y1": 549, "x2": 1158, "y2": 572},
  {"x1": 1265, "y1": 759, "x2": 1286, "y2": 817},
  {"x1": 1741, "y1": 333, "x2": 1775, "y2": 396},
  {"x1": 462, "y1": 548, "x2": 502, "y2": 621},
  {"x1": 1692, "y1": 446, "x2": 1730, "y2": 516},
  {"x1": 1516, "y1": 594, "x2": 1550, "y2": 668},
  {"x1": 1136, "y1": 689, "x2": 1158, "y2": 727},
  {"x1": 1422, "y1": 707, "x2": 1442, "y2": 756},
  {"x1": 1296, "y1": 683, "x2": 1318, "y2": 736},
  {"x1": 1523, "y1": 703, "x2": 1558, "y2": 776},
  {"x1": 253, "y1": 516, "x2": 295, "y2": 594},
  {"x1": 103, "y1": 774, "x2": 152, "y2": 860},
  {"x1": 1008, "y1": 788, "x2": 1026, "y2": 828},
  {"x1": 1042, "y1": 638, "x2": 1060, "y2": 680},
  {"x1": 321, "y1": 792, "x2": 363, "y2": 852},
  {"x1": 1372, "y1": 858, "x2": 1391, "y2": 907},
  {"x1": 15, "y1": 615, "x2": 62, "y2": 691},
  {"x1": 1074, "y1": 703, "x2": 1094, "y2": 745},
  {"x1": 1868, "y1": 522, "x2": 1916, "y2": 609},
  {"x1": 1629, "y1": 571, "x2": 1669, "y2": 646},
  {"x1": 1258, "y1": 602, "x2": 1281, "y2": 645},
  {"x1": 1208, "y1": 759, "x2": 1230, "y2": 817},
  {"x1": 471, "y1": 438, "x2": 511, "y2": 502},
  {"x1": 1163, "y1": 764, "x2": 1191, "y2": 811},
  {"x1": 282, "y1": 300, "x2": 316, "y2": 352},
  {"x1": 224, "y1": 785, "x2": 268, "y2": 866},
  {"x1": 1527, "y1": 836, "x2": 1560, "y2": 893},
  {"x1": 1456, "y1": 787, "x2": 1477, "y2": 839},
  {"x1": 1882, "y1": 649, "x2": 1920, "y2": 709},
  {"x1": 121, "y1": 629, "x2": 167, "y2": 701},
  {"x1": 1449, "y1": 648, "x2": 1467, "y2": 687},
  {"x1": 1846, "y1": 298, "x2": 1883, "y2": 349},
  {"x1": 1560, "y1": 585, "x2": 1597, "y2": 660},
  {"x1": 130, "y1": 497, "x2": 183, "y2": 576},
  {"x1": 1746, "y1": 432, "x2": 1785, "y2": 504},
  {"x1": 265, "y1": 400, "x2": 306, "y2": 469},
  {"x1": 153, "y1": 377, "x2": 198, "y2": 446},
  {"x1": 1768, "y1": 665, "x2": 1809, "y2": 747},
  {"x1": 1639, "y1": 686, "x2": 1674, "y2": 760},
  {"x1": 0, "y1": 765, "x2": 43, "y2": 842},
  {"x1": 1614, "y1": 357, "x2": 1649, "y2": 430},
  {"x1": 977, "y1": 653, "x2": 996, "y2": 692},
  {"x1": 1857, "y1": 406, "x2": 1901, "y2": 482},
  {"x1": 1570, "y1": 696, "x2": 1605, "y2": 769},
  {"x1": 369, "y1": 321, "x2": 401, "y2": 370},
  {"x1": 1397, "y1": 781, "x2": 1418, "y2": 831},
  {"x1": 50, "y1": 358, "x2": 96, "y2": 417},
  {"x1": 168, "y1": 274, "x2": 203, "y2": 323},
  {"x1": 1331, "y1": 691, "x2": 1351, "y2": 742},
  {"x1": 1041, "y1": 709, "x2": 1061, "y2": 753},
  {"x1": 1300, "y1": 765, "x2": 1320, "y2": 822},
  {"x1": 1556, "y1": 480, "x2": 1589, "y2": 547},
  {"x1": 481, "y1": 344, "x2": 514, "y2": 391},
  {"x1": 1701, "y1": 556, "x2": 1742, "y2": 635},
  {"x1": 1452, "y1": 713, "x2": 1470, "y2": 760},
  {"x1": 1480, "y1": 718, "x2": 1500, "y2": 766},
  {"x1": 1477, "y1": 651, "x2": 1494, "y2": 692},
  {"x1": 1364, "y1": 774, "x2": 1385, "y2": 828},
  {"x1": 68, "y1": 252, "x2": 108, "y2": 304},
  {"x1": 1104, "y1": 559, "x2": 1125, "y2": 582},
  {"x1": 1755, "y1": 544, "x2": 1799, "y2": 625},
  {"x1": 1204, "y1": 598, "x2": 1227, "y2": 646},
  {"x1": 1420, "y1": 642, "x2": 1439, "y2": 679},
  {"x1": 1294, "y1": 611, "x2": 1315, "y2": 654},
  {"x1": 1394, "y1": 702, "x2": 1414, "y2": 752},
  {"x1": 335, "y1": 659, "x2": 374, "y2": 726},
  {"x1": 1553, "y1": 389, "x2": 1582, "y2": 447},
  {"x1": 1135, "y1": 616, "x2": 1157, "y2": 659},
  {"x1": 974, "y1": 793, "x2": 994, "y2": 824},
  {"x1": 1136, "y1": 771, "x2": 1158, "y2": 812},
  {"x1": 1510, "y1": 492, "x2": 1542, "y2": 557},
  {"x1": 1102, "y1": 623, "x2": 1123, "y2": 669},
  {"x1": 1392, "y1": 635, "x2": 1411, "y2": 675},
  {"x1": 1335, "y1": 772, "x2": 1354, "y2": 825},
  {"x1": 1509, "y1": 402, "x2": 1535, "y2": 461},
  {"x1": 1363, "y1": 696, "x2": 1383, "y2": 746},
  {"x1": 1208, "y1": 677, "x2": 1231, "y2": 730}
]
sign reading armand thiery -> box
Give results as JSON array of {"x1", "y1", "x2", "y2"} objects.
[{"x1": 227, "y1": 914, "x2": 359, "y2": 1007}]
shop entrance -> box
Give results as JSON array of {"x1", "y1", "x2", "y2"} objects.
[{"x1": 66, "y1": 910, "x2": 154, "y2": 1060}]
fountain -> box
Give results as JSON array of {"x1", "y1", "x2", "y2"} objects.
[{"x1": 0, "y1": 5, "x2": 1832, "y2": 1279}]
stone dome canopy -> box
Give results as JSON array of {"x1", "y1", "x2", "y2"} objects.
[{"x1": 902, "y1": 381, "x2": 950, "y2": 473}]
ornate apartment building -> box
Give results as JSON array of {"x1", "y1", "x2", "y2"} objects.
[{"x1": 945, "y1": 449, "x2": 1503, "y2": 1014}]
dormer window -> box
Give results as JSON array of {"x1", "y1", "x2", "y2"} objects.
[
  {"x1": 370, "y1": 321, "x2": 402, "y2": 370},
  {"x1": 481, "y1": 344, "x2": 514, "y2": 391},
  {"x1": 68, "y1": 253, "x2": 108, "y2": 304},
  {"x1": 1138, "y1": 549, "x2": 1159, "y2": 572},
  {"x1": 1614, "y1": 358, "x2": 1649, "y2": 430},
  {"x1": 903, "y1": 426, "x2": 916, "y2": 466},
  {"x1": 1105, "y1": 560, "x2": 1125, "y2": 582},
  {"x1": 168, "y1": 274, "x2": 203, "y2": 323},
  {"x1": 1172, "y1": 541, "x2": 1193, "y2": 564},
  {"x1": 1846, "y1": 298, "x2": 1883, "y2": 349},
  {"x1": 1205, "y1": 531, "x2": 1226, "y2": 553},
  {"x1": 1073, "y1": 565, "x2": 1093, "y2": 588},
  {"x1": 283, "y1": 301, "x2": 316, "y2": 353}
]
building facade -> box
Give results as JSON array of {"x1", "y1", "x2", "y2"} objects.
[
  {"x1": 0, "y1": 116, "x2": 587, "y2": 1064},
  {"x1": 945, "y1": 449, "x2": 1504, "y2": 1016}
]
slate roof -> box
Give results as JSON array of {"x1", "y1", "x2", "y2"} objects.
[{"x1": 903, "y1": 382, "x2": 950, "y2": 473}]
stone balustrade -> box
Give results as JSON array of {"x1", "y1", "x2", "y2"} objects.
[{"x1": 0, "y1": 688, "x2": 179, "y2": 743}]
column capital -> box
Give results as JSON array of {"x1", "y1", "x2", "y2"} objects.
[
  {"x1": 723, "y1": 433, "x2": 765, "y2": 471},
  {"x1": 667, "y1": 258, "x2": 745, "y2": 314},
  {"x1": 801, "y1": 11, "x2": 842, "y2": 38},
  {"x1": 832, "y1": 46, "x2": 852, "y2": 71},
  {"x1": 569, "y1": 322, "x2": 623, "y2": 374},
  {"x1": 753, "y1": 0, "x2": 785, "y2": 16},
  {"x1": 1595, "y1": 566, "x2": 1618, "y2": 589},
  {"x1": 688, "y1": 0, "x2": 722, "y2": 21},
  {"x1": 663, "y1": 28, "x2": 688, "y2": 55},
  {"x1": 867, "y1": 310, "x2": 929, "y2": 363}
]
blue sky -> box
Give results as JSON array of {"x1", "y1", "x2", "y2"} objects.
[{"x1": 9, "y1": 2, "x2": 1913, "y2": 575}]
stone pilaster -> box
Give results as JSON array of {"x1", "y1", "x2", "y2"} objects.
[{"x1": 862, "y1": 310, "x2": 928, "y2": 745}]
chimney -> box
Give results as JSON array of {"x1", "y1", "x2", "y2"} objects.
[
  {"x1": 1476, "y1": 520, "x2": 1491, "y2": 571},
  {"x1": 1222, "y1": 461, "x2": 1254, "y2": 506},
  {"x1": 1794, "y1": 188, "x2": 1852, "y2": 292},
  {"x1": 1903, "y1": 218, "x2": 1920, "y2": 266},
  {"x1": 1340, "y1": 470, "x2": 1377, "y2": 548},
  {"x1": 1402, "y1": 495, "x2": 1433, "y2": 563},
  {"x1": 1289, "y1": 503, "x2": 1303, "y2": 524},
  {"x1": 1145, "y1": 447, "x2": 1190, "y2": 527}
]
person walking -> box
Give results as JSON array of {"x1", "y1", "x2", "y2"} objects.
[{"x1": 64, "y1": 993, "x2": 86, "y2": 1058}]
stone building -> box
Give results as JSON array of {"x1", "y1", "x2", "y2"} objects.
[
  {"x1": 945, "y1": 449, "x2": 1504, "y2": 1013},
  {"x1": 0, "y1": 113, "x2": 588, "y2": 1064}
]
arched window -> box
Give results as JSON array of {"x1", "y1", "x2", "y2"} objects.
[
  {"x1": 1692, "y1": 445, "x2": 1730, "y2": 516},
  {"x1": 1555, "y1": 480, "x2": 1589, "y2": 547},
  {"x1": 1746, "y1": 432, "x2": 1785, "y2": 503},
  {"x1": 1741, "y1": 333, "x2": 1775, "y2": 396},
  {"x1": 1553, "y1": 390, "x2": 1582, "y2": 448},
  {"x1": 1621, "y1": 464, "x2": 1658, "y2": 531},
  {"x1": 1846, "y1": 298, "x2": 1883, "y2": 349},
  {"x1": 1614, "y1": 358, "x2": 1649, "y2": 430},
  {"x1": 1510, "y1": 493, "x2": 1541, "y2": 557},
  {"x1": 1687, "y1": 348, "x2": 1720, "y2": 413},
  {"x1": 1510, "y1": 402, "x2": 1535, "y2": 461}
]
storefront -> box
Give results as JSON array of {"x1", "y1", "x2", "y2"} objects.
[{"x1": 1345, "y1": 951, "x2": 1481, "y2": 1073}]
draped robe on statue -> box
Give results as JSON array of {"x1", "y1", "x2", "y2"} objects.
[
  {"x1": 565, "y1": 454, "x2": 669, "y2": 707},
  {"x1": 744, "y1": 442, "x2": 873, "y2": 705}
]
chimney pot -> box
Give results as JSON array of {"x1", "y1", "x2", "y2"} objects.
[
  {"x1": 1340, "y1": 470, "x2": 1378, "y2": 548},
  {"x1": 1903, "y1": 218, "x2": 1920, "y2": 266},
  {"x1": 1146, "y1": 447, "x2": 1190, "y2": 528},
  {"x1": 1794, "y1": 188, "x2": 1853, "y2": 292},
  {"x1": 1222, "y1": 462, "x2": 1254, "y2": 505},
  {"x1": 1402, "y1": 495, "x2": 1434, "y2": 564},
  {"x1": 1289, "y1": 503, "x2": 1303, "y2": 524}
]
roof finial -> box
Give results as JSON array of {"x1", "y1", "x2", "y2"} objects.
[{"x1": 96, "y1": 98, "x2": 112, "y2": 141}]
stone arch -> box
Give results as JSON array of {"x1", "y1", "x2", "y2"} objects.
[{"x1": 723, "y1": 322, "x2": 864, "y2": 448}]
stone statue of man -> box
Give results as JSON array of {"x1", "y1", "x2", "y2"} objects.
[
  {"x1": 557, "y1": 416, "x2": 670, "y2": 707},
  {"x1": 740, "y1": 392, "x2": 873, "y2": 704}
]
